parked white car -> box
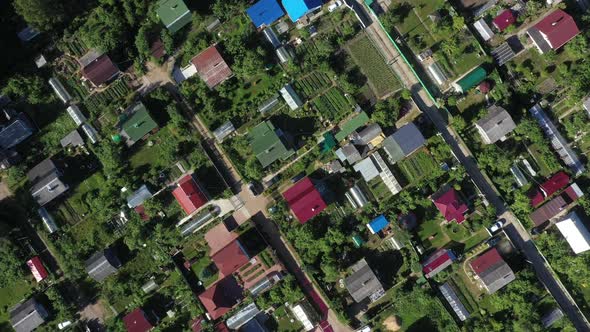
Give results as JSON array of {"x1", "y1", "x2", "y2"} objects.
[
  {"x1": 488, "y1": 219, "x2": 505, "y2": 234},
  {"x1": 328, "y1": 0, "x2": 343, "y2": 12}
]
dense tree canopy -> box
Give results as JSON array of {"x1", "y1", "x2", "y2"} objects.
[
  {"x1": 13, "y1": 0, "x2": 65, "y2": 31},
  {"x1": 0, "y1": 238, "x2": 25, "y2": 288},
  {"x1": 2, "y1": 75, "x2": 49, "y2": 105},
  {"x1": 79, "y1": 7, "x2": 126, "y2": 53}
]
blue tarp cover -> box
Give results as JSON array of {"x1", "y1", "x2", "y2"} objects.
[
  {"x1": 367, "y1": 215, "x2": 389, "y2": 234},
  {"x1": 282, "y1": 0, "x2": 323, "y2": 22}
]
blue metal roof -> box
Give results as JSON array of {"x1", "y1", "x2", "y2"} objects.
[
  {"x1": 247, "y1": 0, "x2": 285, "y2": 28},
  {"x1": 282, "y1": 0, "x2": 323, "y2": 22},
  {"x1": 367, "y1": 215, "x2": 389, "y2": 234}
]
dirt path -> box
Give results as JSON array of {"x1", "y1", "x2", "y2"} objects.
[{"x1": 0, "y1": 180, "x2": 12, "y2": 201}]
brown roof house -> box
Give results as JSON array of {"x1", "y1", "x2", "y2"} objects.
[
  {"x1": 79, "y1": 49, "x2": 120, "y2": 87},
  {"x1": 470, "y1": 248, "x2": 515, "y2": 294}
]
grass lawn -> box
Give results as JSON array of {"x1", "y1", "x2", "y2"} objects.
[
  {"x1": 274, "y1": 305, "x2": 303, "y2": 332},
  {"x1": 0, "y1": 278, "x2": 34, "y2": 326},
  {"x1": 66, "y1": 172, "x2": 106, "y2": 217},
  {"x1": 443, "y1": 222, "x2": 471, "y2": 242},
  {"x1": 367, "y1": 177, "x2": 391, "y2": 201},
  {"x1": 346, "y1": 33, "x2": 401, "y2": 98},
  {"x1": 129, "y1": 126, "x2": 174, "y2": 171},
  {"x1": 191, "y1": 256, "x2": 218, "y2": 288},
  {"x1": 463, "y1": 228, "x2": 490, "y2": 250},
  {"x1": 456, "y1": 91, "x2": 485, "y2": 114},
  {"x1": 418, "y1": 219, "x2": 449, "y2": 249}
]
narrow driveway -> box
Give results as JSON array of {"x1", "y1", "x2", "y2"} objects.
[{"x1": 360, "y1": 3, "x2": 590, "y2": 330}]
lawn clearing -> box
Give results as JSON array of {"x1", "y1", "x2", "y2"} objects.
[
  {"x1": 66, "y1": 172, "x2": 107, "y2": 217},
  {"x1": 463, "y1": 228, "x2": 490, "y2": 250},
  {"x1": 191, "y1": 256, "x2": 218, "y2": 288},
  {"x1": 274, "y1": 305, "x2": 303, "y2": 332},
  {"x1": 346, "y1": 33, "x2": 401, "y2": 98},
  {"x1": 0, "y1": 277, "x2": 34, "y2": 326},
  {"x1": 418, "y1": 219, "x2": 449, "y2": 249},
  {"x1": 367, "y1": 177, "x2": 391, "y2": 201}
]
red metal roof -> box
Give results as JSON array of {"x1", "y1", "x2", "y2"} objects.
[
  {"x1": 26, "y1": 256, "x2": 48, "y2": 282},
  {"x1": 492, "y1": 9, "x2": 516, "y2": 31},
  {"x1": 433, "y1": 188, "x2": 468, "y2": 223},
  {"x1": 191, "y1": 45, "x2": 233, "y2": 89},
  {"x1": 211, "y1": 240, "x2": 250, "y2": 277},
  {"x1": 81, "y1": 54, "x2": 119, "y2": 86},
  {"x1": 529, "y1": 188, "x2": 545, "y2": 207},
  {"x1": 535, "y1": 9, "x2": 580, "y2": 50},
  {"x1": 470, "y1": 248, "x2": 502, "y2": 275},
  {"x1": 540, "y1": 171, "x2": 570, "y2": 197},
  {"x1": 282, "y1": 177, "x2": 327, "y2": 223},
  {"x1": 422, "y1": 249, "x2": 454, "y2": 275},
  {"x1": 198, "y1": 275, "x2": 243, "y2": 320},
  {"x1": 123, "y1": 308, "x2": 153, "y2": 332},
  {"x1": 173, "y1": 175, "x2": 208, "y2": 215}
]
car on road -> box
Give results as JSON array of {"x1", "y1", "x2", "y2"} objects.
[{"x1": 488, "y1": 219, "x2": 505, "y2": 234}]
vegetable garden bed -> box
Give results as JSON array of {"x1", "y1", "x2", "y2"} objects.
[
  {"x1": 311, "y1": 87, "x2": 352, "y2": 122},
  {"x1": 346, "y1": 34, "x2": 401, "y2": 98},
  {"x1": 294, "y1": 72, "x2": 332, "y2": 99}
]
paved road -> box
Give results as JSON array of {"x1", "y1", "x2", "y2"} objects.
[{"x1": 361, "y1": 4, "x2": 590, "y2": 331}]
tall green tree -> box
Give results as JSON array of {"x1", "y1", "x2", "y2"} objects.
[
  {"x1": 2, "y1": 75, "x2": 49, "y2": 105},
  {"x1": 0, "y1": 238, "x2": 24, "y2": 287},
  {"x1": 79, "y1": 7, "x2": 125, "y2": 52},
  {"x1": 13, "y1": 0, "x2": 65, "y2": 31}
]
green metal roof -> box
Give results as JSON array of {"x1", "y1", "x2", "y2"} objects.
[
  {"x1": 156, "y1": 0, "x2": 192, "y2": 34},
  {"x1": 335, "y1": 111, "x2": 370, "y2": 141},
  {"x1": 352, "y1": 234, "x2": 364, "y2": 247},
  {"x1": 121, "y1": 102, "x2": 158, "y2": 144},
  {"x1": 321, "y1": 132, "x2": 337, "y2": 153},
  {"x1": 455, "y1": 66, "x2": 487, "y2": 93},
  {"x1": 249, "y1": 121, "x2": 294, "y2": 168}
]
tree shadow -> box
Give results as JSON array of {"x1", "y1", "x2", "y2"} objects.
[{"x1": 407, "y1": 317, "x2": 435, "y2": 332}]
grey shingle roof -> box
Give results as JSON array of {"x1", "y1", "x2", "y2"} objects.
[
  {"x1": 60, "y1": 129, "x2": 84, "y2": 148},
  {"x1": 476, "y1": 106, "x2": 516, "y2": 144},
  {"x1": 10, "y1": 298, "x2": 48, "y2": 332},
  {"x1": 335, "y1": 143, "x2": 362, "y2": 164},
  {"x1": 344, "y1": 259, "x2": 384, "y2": 303},
  {"x1": 27, "y1": 158, "x2": 69, "y2": 206},
  {"x1": 126, "y1": 184, "x2": 153, "y2": 208},
  {"x1": 85, "y1": 249, "x2": 121, "y2": 282},
  {"x1": 382, "y1": 123, "x2": 425, "y2": 163},
  {"x1": 353, "y1": 123, "x2": 382, "y2": 145},
  {"x1": 479, "y1": 260, "x2": 515, "y2": 294}
]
